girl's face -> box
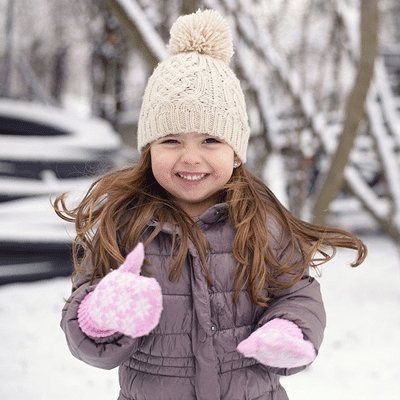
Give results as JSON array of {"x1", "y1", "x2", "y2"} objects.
[{"x1": 150, "y1": 132, "x2": 240, "y2": 219}]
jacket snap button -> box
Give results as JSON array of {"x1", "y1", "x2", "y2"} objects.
[
  {"x1": 211, "y1": 324, "x2": 217, "y2": 334},
  {"x1": 199, "y1": 329, "x2": 207, "y2": 343}
]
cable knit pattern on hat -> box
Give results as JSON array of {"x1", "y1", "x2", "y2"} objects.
[{"x1": 137, "y1": 9, "x2": 250, "y2": 162}]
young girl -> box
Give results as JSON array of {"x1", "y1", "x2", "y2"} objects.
[{"x1": 55, "y1": 9, "x2": 367, "y2": 400}]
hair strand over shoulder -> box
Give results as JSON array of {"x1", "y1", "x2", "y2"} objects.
[{"x1": 53, "y1": 147, "x2": 367, "y2": 306}]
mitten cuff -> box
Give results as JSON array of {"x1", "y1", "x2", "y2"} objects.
[{"x1": 78, "y1": 292, "x2": 117, "y2": 338}]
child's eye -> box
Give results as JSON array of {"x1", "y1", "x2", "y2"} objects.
[
  {"x1": 204, "y1": 137, "x2": 221, "y2": 144},
  {"x1": 161, "y1": 139, "x2": 179, "y2": 144}
]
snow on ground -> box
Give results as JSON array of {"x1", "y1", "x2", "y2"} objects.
[
  {"x1": 282, "y1": 232, "x2": 400, "y2": 400},
  {"x1": 0, "y1": 231, "x2": 399, "y2": 400},
  {"x1": 0, "y1": 278, "x2": 119, "y2": 400}
]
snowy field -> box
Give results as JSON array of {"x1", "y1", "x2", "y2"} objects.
[{"x1": 0, "y1": 230, "x2": 399, "y2": 400}]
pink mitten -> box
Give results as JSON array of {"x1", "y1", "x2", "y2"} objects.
[
  {"x1": 78, "y1": 243, "x2": 163, "y2": 338},
  {"x1": 237, "y1": 318, "x2": 316, "y2": 368}
]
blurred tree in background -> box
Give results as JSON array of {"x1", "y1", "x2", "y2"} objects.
[{"x1": 1, "y1": 0, "x2": 400, "y2": 242}]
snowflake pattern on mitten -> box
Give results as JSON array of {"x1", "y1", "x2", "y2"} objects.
[
  {"x1": 237, "y1": 318, "x2": 316, "y2": 368},
  {"x1": 78, "y1": 243, "x2": 163, "y2": 338}
]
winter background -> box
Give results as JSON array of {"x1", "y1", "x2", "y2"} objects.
[
  {"x1": 1, "y1": 0, "x2": 400, "y2": 399},
  {"x1": 1, "y1": 192, "x2": 399, "y2": 400}
]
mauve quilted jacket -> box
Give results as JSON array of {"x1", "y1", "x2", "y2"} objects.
[{"x1": 61, "y1": 203, "x2": 326, "y2": 400}]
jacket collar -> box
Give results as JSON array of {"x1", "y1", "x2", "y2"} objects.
[
  {"x1": 146, "y1": 203, "x2": 229, "y2": 234},
  {"x1": 196, "y1": 203, "x2": 229, "y2": 226}
]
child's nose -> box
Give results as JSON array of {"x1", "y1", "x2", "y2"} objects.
[{"x1": 180, "y1": 147, "x2": 202, "y2": 165}]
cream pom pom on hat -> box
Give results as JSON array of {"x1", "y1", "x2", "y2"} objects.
[{"x1": 137, "y1": 9, "x2": 250, "y2": 163}]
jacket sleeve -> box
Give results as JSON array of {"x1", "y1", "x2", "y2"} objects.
[
  {"x1": 60, "y1": 263, "x2": 140, "y2": 370},
  {"x1": 257, "y1": 274, "x2": 326, "y2": 376},
  {"x1": 256, "y1": 218, "x2": 327, "y2": 376}
]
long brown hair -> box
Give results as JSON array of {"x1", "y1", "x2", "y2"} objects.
[{"x1": 53, "y1": 145, "x2": 367, "y2": 306}]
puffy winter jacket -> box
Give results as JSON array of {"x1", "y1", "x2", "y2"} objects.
[{"x1": 61, "y1": 203, "x2": 326, "y2": 400}]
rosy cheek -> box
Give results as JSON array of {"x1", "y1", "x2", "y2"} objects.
[
  {"x1": 158, "y1": 174, "x2": 170, "y2": 186},
  {"x1": 152, "y1": 163, "x2": 171, "y2": 186}
]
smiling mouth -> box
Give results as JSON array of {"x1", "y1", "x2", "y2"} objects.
[{"x1": 176, "y1": 172, "x2": 209, "y2": 181}]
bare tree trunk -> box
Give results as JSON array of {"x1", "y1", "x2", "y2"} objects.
[
  {"x1": 51, "y1": 46, "x2": 67, "y2": 101},
  {"x1": 96, "y1": 0, "x2": 168, "y2": 69},
  {"x1": 2, "y1": 0, "x2": 15, "y2": 96},
  {"x1": 181, "y1": 0, "x2": 199, "y2": 15},
  {"x1": 311, "y1": 0, "x2": 379, "y2": 225}
]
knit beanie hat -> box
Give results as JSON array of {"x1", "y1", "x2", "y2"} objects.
[{"x1": 137, "y1": 9, "x2": 250, "y2": 162}]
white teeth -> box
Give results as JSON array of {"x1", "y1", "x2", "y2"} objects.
[{"x1": 178, "y1": 173, "x2": 207, "y2": 181}]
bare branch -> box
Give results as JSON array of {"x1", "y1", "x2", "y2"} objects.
[
  {"x1": 96, "y1": 0, "x2": 168, "y2": 68},
  {"x1": 311, "y1": 0, "x2": 379, "y2": 225}
]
